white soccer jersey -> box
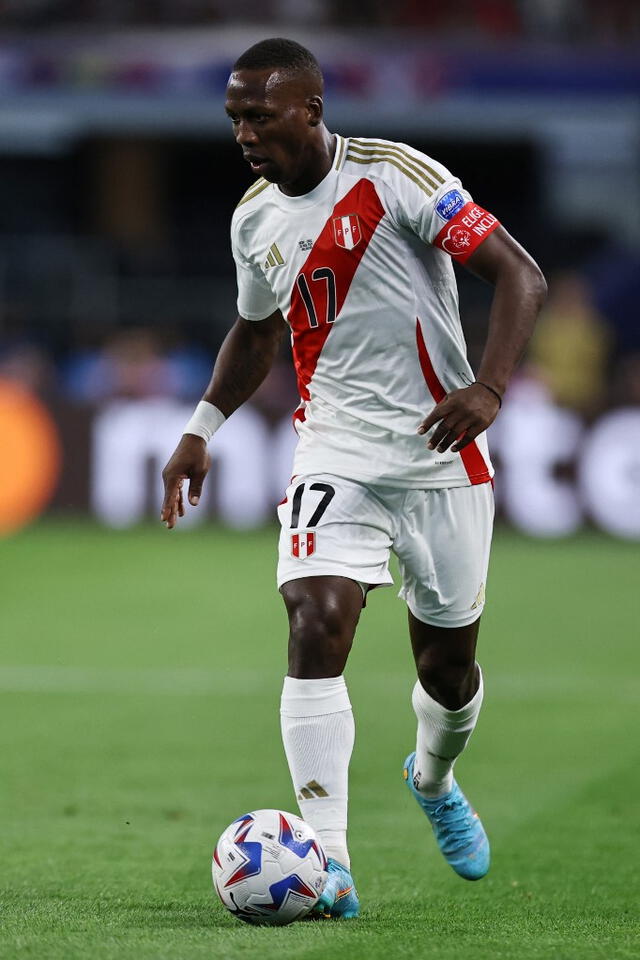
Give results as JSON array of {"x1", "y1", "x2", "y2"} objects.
[{"x1": 231, "y1": 136, "x2": 499, "y2": 488}]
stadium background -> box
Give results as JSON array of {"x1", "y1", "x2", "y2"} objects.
[{"x1": 2, "y1": 4, "x2": 639, "y2": 959}]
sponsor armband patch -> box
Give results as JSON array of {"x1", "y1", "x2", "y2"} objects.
[
  {"x1": 434, "y1": 202, "x2": 500, "y2": 263},
  {"x1": 435, "y1": 189, "x2": 465, "y2": 221}
]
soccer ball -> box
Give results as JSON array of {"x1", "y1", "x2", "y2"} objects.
[{"x1": 212, "y1": 809, "x2": 328, "y2": 926}]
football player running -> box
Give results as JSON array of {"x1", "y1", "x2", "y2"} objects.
[{"x1": 161, "y1": 38, "x2": 547, "y2": 919}]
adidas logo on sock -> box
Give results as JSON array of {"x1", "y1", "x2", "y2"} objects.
[{"x1": 297, "y1": 780, "x2": 329, "y2": 800}]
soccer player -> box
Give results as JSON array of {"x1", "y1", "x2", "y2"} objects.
[{"x1": 161, "y1": 38, "x2": 546, "y2": 919}]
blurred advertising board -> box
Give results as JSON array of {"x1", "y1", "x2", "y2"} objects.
[
  {"x1": 1, "y1": 30, "x2": 638, "y2": 102},
  {"x1": 3, "y1": 382, "x2": 639, "y2": 539}
]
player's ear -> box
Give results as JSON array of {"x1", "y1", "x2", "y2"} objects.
[{"x1": 307, "y1": 96, "x2": 323, "y2": 126}]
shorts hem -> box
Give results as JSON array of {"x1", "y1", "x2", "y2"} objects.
[
  {"x1": 402, "y1": 594, "x2": 484, "y2": 629},
  {"x1": 278, "y1": 567, "x2": 394, "y2": 590}
]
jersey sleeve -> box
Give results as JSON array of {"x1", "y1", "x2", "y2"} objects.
[
  {"x1": 389, "y1": 147, "x2": 500, "y2": 263},
  {"x1": 231, "y1": 214, "x2": 279, "y2": 322}
]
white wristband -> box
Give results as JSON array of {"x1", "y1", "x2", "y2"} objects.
[{"x1": 183, "y1": 401, "x2": 226, "y2": 443}]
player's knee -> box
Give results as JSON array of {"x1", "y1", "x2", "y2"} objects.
[
  {"x1": 416, "y1": 648, "x2": 477, "y2": 710},
  {"x1": 285, "y1": 591, "x2": 355, "y2": 679}
]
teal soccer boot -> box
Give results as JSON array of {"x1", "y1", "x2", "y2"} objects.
[
  {"x1": 314, "y1": 858, "x2": 360, "y2": 919},
  {"x1": 403, "y1": 752, "x2": 490, "y2": 881}
]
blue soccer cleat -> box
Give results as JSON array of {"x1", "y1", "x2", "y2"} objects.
[
  {"x1": 403, "y1": 752, "x2": 490, "y2": 880},
  {"x1": 313, "y1": 857, "x2": 360, "y2": 919}
]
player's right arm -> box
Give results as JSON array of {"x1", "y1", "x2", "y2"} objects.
[{"x1": 160, "y1": 308, "x2": 286, "y2": 529}]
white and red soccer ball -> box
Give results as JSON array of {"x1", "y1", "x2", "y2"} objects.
[{"x1": 212, "y1": 809, "x2": 328, "y2": 926}]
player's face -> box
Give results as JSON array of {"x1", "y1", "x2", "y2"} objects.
[{"x1": 225, "y1": 69, "x2": 320, "y2": 185}]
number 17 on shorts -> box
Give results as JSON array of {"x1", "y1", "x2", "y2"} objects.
[
  {"x1": 276, "y1": 474, "x2": 395, "y2": 591},
  {"x1": 287, "y1": 480, "x2": 334, "y2": 559}
]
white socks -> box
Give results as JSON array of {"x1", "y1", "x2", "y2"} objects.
[
  {"x1": 280, "y1": 675, "x2": 354, "y2": 868},
  {"x1": 411, "y1": 666, "x2": 484, "y2": 798},
  {"x1": 279, "y1": 670, "x2": 483, "y2": 864}
]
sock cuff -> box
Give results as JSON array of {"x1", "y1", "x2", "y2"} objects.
[
  {"x1": 280, "y1": 675, "x2": 351, "y2": 717},
  {"x1": 412, "y1": 665, "x2": 484, "y2": 726}
]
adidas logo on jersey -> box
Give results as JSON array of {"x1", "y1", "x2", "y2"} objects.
[
  {"x1": 297, "y1": 780, "x2": 329, "y2": 800},
  {"x1": 264, "y1": 242, "x2": 285, "y2": 269}
]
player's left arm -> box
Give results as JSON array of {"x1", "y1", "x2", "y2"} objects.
[{"x1": 418, "y1": 226, "x2": 547, "y2": 452}]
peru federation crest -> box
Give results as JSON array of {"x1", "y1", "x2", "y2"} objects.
[
  {"x1": 291, "y1": 532, "x2": 315, "y2": 559},
  {"x1": 333, "y1": 214, "x2": 362, "y2": 250}
]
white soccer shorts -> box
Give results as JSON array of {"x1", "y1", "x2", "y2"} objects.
[{"x1": 277, "y1": 473, "x2": 494, "y2": 628}]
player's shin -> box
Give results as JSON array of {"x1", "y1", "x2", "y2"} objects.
[
  {"x1": 280, "y1": 675, "x2": 354, "y2": 868},
  {"x1": 411, "y1": 667, "x2": 484, "y2": 798}
]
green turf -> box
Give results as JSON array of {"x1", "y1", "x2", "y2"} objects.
[{"x1": 1, "y1": 522, "x2": 638, "y2": 959}]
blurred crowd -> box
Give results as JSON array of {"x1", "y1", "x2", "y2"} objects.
[
  {"x1": 0, "y1": 0, "x2": 638, "y2": 420},
  {"x1": 2, "y1": 248, "x2": 640, "y2": 420},
  {"x1": 455, "y1": 246, "x2": 640, "y2": 417},
  {"x1": 1, "y1": 131, "x2": 639, "y2": 418},
  {"x1": 1, "y1": 0, "x2": 639, "y2": 42},
  {"x1": 527, "y1": 262, "x2": 640, "y2": 413}
]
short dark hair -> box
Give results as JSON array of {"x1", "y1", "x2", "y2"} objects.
[{"x1": 233, "y1": 38, "x2": 323, "y2": 88}]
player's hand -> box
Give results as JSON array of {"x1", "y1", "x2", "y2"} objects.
[
  {"x1": 161, "y1": 434, "x2": 211, "y2": 529},
  {"x1": 417, "y1": 383, "x2": 501, "y2": 453}
]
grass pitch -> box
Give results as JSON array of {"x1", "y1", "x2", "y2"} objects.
[{"x1": 1, "y1": 522, "x2": 639, "y2": 959}]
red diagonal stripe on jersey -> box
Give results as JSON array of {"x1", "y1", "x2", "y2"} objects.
[
  {"x1": 416, "y1": 320, "x2": 491, "y2": 485},
  {"x1": 288, "y1": 179, "x2": 385, "y2": 401}
]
